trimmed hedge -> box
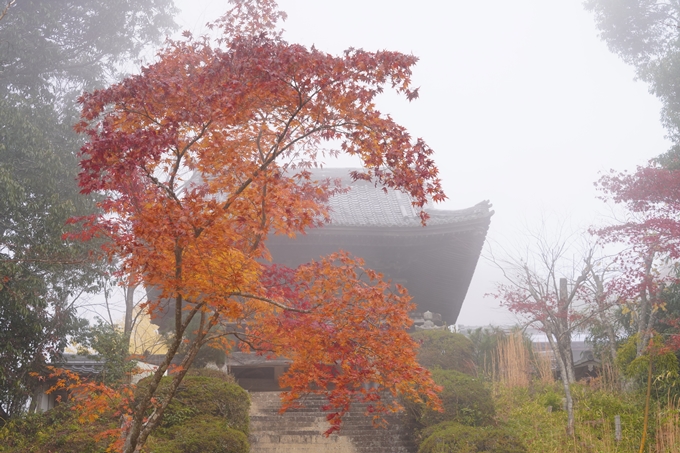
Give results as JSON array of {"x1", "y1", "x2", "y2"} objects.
[
  {"x1": 152, "y1": 370, "x2": 250, "y2": 435},
  {"x1": 411, "y1": 330, "x2": 476, "y2": 375},
  {"x1": 146, "y1": 415, "x2": 249, "y2": 453},
  {"x1": 418, "y1": 421, "x2": 527, "y2": 453}
]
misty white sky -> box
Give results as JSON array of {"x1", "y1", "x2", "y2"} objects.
[{"x1": 171, "y1": 0, "x2": 671, "y2": 326}]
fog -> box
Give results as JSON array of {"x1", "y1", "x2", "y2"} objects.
[{"x1": 173, "y1": 0, "x2": 670, "y2": 326}]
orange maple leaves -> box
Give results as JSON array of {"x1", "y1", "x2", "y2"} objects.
[
  {"x1": 251, "y1": 253, "x2": 442, "y2": 434},
  {"x1": 72, "y1": 0, "x2": 443, "y2": 449},
  {"x1": 39, "y1": 367, "x2": 134, "y2": 452}
]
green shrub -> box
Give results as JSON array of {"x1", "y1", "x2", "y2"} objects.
[
  {"x1": 418, "y1": 421, "x2": 527, "y2": 453},
  {"x1": 537, "y1": 385, "x2": 562, "y2": 411},
  {"x1": 146, "y1": 415, "x2": 249, "y2": 453},
  {"x1": 411, "y1": 330, "x2": 476, "y2": 375},
  {"x1": 571, "y1": 383, "x2": 645, "y2": 446},
  {"x1": 408, "y1": 369, "x2": 495, "y2": 429},
  {"x1": 137, "y1": 369, "x2": 249, "y2": 435},
  {"x1": 616, "y1": 335, "x2": 680, "y2": 399},
  {"x1": 0, "y1": 402, "x2": 116, "y2": 453},
  {"x1": 186, "y1": 367, "x2": 237, "y2": 383},
  {"x1": 0, "y1": 371, "x2": 249, "y2": 453},
  {"x1": 494, "y1": 382, "x2": 647, "y2": 452}
]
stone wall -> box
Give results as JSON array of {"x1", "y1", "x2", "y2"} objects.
[{"x1": 249, "y1": 392, "x2": 416, "y2": 453}]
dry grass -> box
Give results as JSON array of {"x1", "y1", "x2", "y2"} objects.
[
  {"x1": 533, "y1": 342, "x2": 554, "y2": 385},
  {"x1": 655, "y1": 396, "x2": 680, "y2": 453},
  {"x1": 495, "y1": 332, "x2": 531, "y2": 389}
]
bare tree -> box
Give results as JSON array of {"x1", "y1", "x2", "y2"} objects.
[{"x1": 490, "y1": 220, "x2": 602, "y2": 436}]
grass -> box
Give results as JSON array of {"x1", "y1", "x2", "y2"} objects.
[{"x1": 490, "y1": 333, "x2": 680, "y2": 453}]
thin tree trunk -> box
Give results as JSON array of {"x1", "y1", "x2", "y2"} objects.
[
  {"x1": 558, "y1": 333, "x2": 576, "y2": 384},
  {"x1": 637, "y1": 251, "x2": 655, "y2": 357},
  {"x1": 122, "y1": 324, "x2": 185, "y2": 453},
  {"x1": 547, "y1": 333, "x2": 575, "y2": 436},
  {"x1": 606, "y1": 323, "x2": 618, "y2": 362},
  {"x1": 557, "y1": 278, "x2": 576, "y2": 383},
  {"x1": 124, "y1": 284, "x2": 137, "y2": 335},
  {"x1": 639, "y1": 357, "x2": 653, "y2": 453}
]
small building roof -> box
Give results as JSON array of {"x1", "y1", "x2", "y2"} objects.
[{"x1": 60, "y1": 354, "x2": 105, "y2": 376}]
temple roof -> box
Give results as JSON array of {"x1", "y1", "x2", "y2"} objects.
[
  {"x1": 309, "y1": 168, "x2": 491, "y2": 229},
  {"x1": 268, "y1": 168, "x2": 493, "y2": 324}
]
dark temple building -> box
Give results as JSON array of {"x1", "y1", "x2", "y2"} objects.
[{"x1": 267, "y1": 168, "x2": 493, "y2": 326}]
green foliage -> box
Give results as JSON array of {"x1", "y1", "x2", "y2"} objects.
[
  {"x1": 146, "y1": 415, "x2": 249, "y2": 453},
  {"x1": 408, "y1": 369, "x2": 495, "y2": 429},
  {"x1": 537, "y1": 386, "x2": 562, "y2": 411},
  {"x1": 584, "y1": 304, "x2": 630, "y2": 363},
  {"x1": 75, "y1": 319, "x2": 136, "y2": 385},
  {"x1": 585, "y1": 0, "x2": 680, "y2": 155},
  {"x1": 0, "y1": 401, "x2": 117, "y2": 453},
  {"x1": 0, "y1": 0, "x2": 177, "y2": 103},
  {"x1": 0, "y1": 0, "x2": 176, "y2": 421},
  {"x1": 418, "y1": 421, "x2": 527, "y2": 453},
  {"x1": 616, "y1": 334, "x2": 680, "y2": 397},
  {"x1": 571, "y1": 383, "x2": 645, "y2": 442},
  {"x1": 465, "y1": 326, "x2": 507, "y2": 377},
  {"x1": 0, "y1": 372, "x2": 249, "y2": 453},
  {"x1": 615, "y1": 334, "x2": 639, "y2": 376},
  {"x1": 0, "y1": 94, "x2": 98, "y2": 420},
  {"x1": 411, "y1": 330, "x2": 476, "y2": 375},
  {"x1": 138, "y1": 370, "x2": 250, "y2": 436},
  {"x1": 494, "y1": 382, "x2": 646, "y2": 452}
]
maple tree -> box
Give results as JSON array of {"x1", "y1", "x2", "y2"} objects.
[
  {"x1": 491, "y1": 229, "x2": 602, "y2": 435},
  {"x1": 72, "y1": 0, "x2": 443, "y2": 451},
  {"x1": 595, "y1": 165, "x2": 680, "y2": 357}
]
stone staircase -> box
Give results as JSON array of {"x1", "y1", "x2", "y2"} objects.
[{"x1": 248, "y1": 392, "x2": 416, "y2": 453}]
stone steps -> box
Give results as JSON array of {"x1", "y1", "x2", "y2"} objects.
[{"x1": 248, "y1": 392, "x2": 416, "y2": 453}]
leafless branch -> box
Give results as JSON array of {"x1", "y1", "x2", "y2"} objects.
[{"x1": 0, "y1": 0, "x2": 15, "y2": 22}]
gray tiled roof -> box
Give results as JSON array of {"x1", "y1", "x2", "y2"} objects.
[
  {"x1": 309, "y1": 168, "x2": 492, "y2": 228},
  {"x1": 61, "y1": 354, "x2": 105, "y2": 376}
]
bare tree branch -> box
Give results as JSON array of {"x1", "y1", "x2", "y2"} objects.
[{"x1": 0, "y1": 0, "x2": 15, "y2": 22}]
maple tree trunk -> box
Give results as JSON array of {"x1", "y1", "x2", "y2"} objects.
[
  {"x1": 547, "y1": 333, "x2": 575, "y2": 436},
  {"x1": 134, "y1": 330, "x2": 207, "y2": 450},
  {"x1": 122, "y1": 305, "x2": 211, "y2": 453},
  {"x1": 562, "y1": 370, "x2": 575, "y2": 437},
  {"x1": 557, "y1": 278, "x2": 576, "y2": 384},
  {"x1": 122, "y1": 326, "x2": 184, "y2": 453},
  {"x1": 556, "y1": 335, "x2": 576, "y2": 384},
  {"x1": 124, "y1": 248, "x2": 186, "y2": 453},
  {"x1": 636, "y1": 252, "x2": 655, "y2": 357},
  {"x1": 556, "y1": 351, "x2": 575, "y2": 436}
]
